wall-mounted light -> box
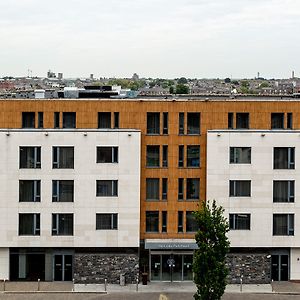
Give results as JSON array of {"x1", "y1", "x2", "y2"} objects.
[
  {"x1": 128, "y1": 133, "x2": 132, "y2": 137},
  {"x1": 261, "y1": 133, "x2": 265, "y2": 137},
  {"x1": 83, "y1": 132, "x2": 87, "y2": 136},
  {"x1": 217, "y1": 133, "x2": 221, "y2": 137},
  {"x1": 6, "y1": 132, "x2": 10, "y2": 136},
  {"x1": 45, "y1": 132, "x2": 49, "y2": 136}
]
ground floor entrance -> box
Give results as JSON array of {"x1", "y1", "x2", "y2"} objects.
[
  {"x1": 271, "y1": 254, "x2": 289, "y2": 281},
  {"x1": 150, "y1": 253, "x2": 193, "y2": 281}
]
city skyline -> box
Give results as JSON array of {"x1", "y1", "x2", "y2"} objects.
[{"x1": 0, "y1": 0, "x2": 299, "y2": 78}]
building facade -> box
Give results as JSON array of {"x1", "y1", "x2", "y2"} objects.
[{"x1": 0, "y1": 98, "x2": 299, "y2": 282}]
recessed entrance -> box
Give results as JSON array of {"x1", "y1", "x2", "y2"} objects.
[
  {"x1": 53, "y1": 254, "x2": 73, "y2": 281},
  {"x1": 271, "y1": 254, "x2": 289, "y2": 281}
]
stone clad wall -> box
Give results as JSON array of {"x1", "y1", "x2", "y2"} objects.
[
  {"x1": 74, "y1": 253, "x2": 139, "y2": 284},
  {"x1": 226, "y1": 253, "x2": 271, "y2": 284}
]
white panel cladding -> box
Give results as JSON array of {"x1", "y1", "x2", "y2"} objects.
[
  {"x1": 207, "y1": 130, "x2": 300, "y2": 248},
  {"x1": 0, "y1": 130, "x2": 141, "y2": 248}
]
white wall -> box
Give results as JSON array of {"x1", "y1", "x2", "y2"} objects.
[{"x1": 0, "y1": 129, "x2": 141, "y2": 249}]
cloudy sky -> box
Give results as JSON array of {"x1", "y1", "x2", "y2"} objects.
[{"x1": 0, "y1": 0, "x2": 299, "y2": 79}]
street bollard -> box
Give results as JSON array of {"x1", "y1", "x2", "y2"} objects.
[
  {"x1": 240, "y1": 277, "x2": 243, "y2": 292},
  {"x1": 72, "y1": 278, "x2": 75, "y2": 292},
  {"x1": 3, "y1": 279, "x2": 5, "y2": 292},
  {"x1": 104, "y1": 278, "x2": 107, "y2": 292},
  {"x1": 37, "y1": 278, "x2": 40, "y2": 291},
  {"x1": 271, "y1": 279, "x2": 274, "y2": 292},
  {"x1": 136, "y1": 278, "x2": 139, "y2": 292}
]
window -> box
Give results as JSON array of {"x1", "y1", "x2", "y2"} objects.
[
  {"x1": 287, "y1": 113, "x2": 293, "y2": 129},
  {"x1": 146, "y1": 211, "x2": 159, "y2": 232},
  {"x1": 178, "y1": 178, "x2": 184, "y2": 200},
  {"x1": 52, "y1": 214, "x2": 73, "y2": 235},
  {"x1": 179, "y1": 113, "x2": 184, "y2": 134},
  {"x1": 147, "y1": 113, "x2": 160, "y2": 134},
  {"x1": 274, "y1": 147, "x2": 295, "y2": 169},
  {"x1": 230, "y1": 147, "x2": 251, "y2": 164},
  {"x1": 273, "y1": 214, "x2": 294, "y2": 236},
  {"x1": 186, "y1": 211, "x2": 198, "y2": 232},
  {"x1": 228, "y1": 112, "x2": 234, "y2": 129},
  {"x1": 114, "y1": 112, "x2": 119, "y2": 128},
  {"x1": 187, "y1": 113, "x2": 200, "y2": 134},
  {"x1": 187, "y1": 146, "x2": 200, "y2": 167},
  {"x1": 236, "y1": 113, "x2": 249, "y2": 129},
  {"x1": 146, "y1": 178, "x2": 159, "y2": 201},
  {"x1": 38, "y1": 112, "x2": 43, "y2": 129},
  {"x1": 271, "y1": 113, "x2": 284, "y2": 129},
  {"x1": 54, "y1": 112, "x2": 60, "y2": 128},
  {"x1": 19, "y1": 213, "x2": 40, "y2": 235},
  {"x1": 20, "y1": 146, "x2": 41, "y2": 169},
  {"x1": 98, "y1": 112, "x2": 111, "y2": 128},
  {"x1": 53, "y1": 147, "x2": 74, "y2": 169},
  {"x1": 178, "y1": 211, "x2": 183, "y2": 233},
  {"x1": 163, "y1": 112, "x2": 168, "y2": 134},
  {"x1": 97, "y1": 147, "x2": 118, "y2": 163},
  {"x1": 146, "y1": 145, "x2": 160, "y2": 167},
  {"x1": 229, "y1": 180, "x2": 251, "y2": 197},
  {"x1": 162, "y1": 211, "x2": 167, "y2": 233},
  {"x1": 186, "y1": 178, "x2": 200, "y2": 200},
  {"x1": 178, "y1": 145, "x2": 184, "y2": 167},
  {"x1": 19, "y1": 180, "x2": 41, "y2": 202},
  {"x1": 96, "y1": 180, "x2": 118, "y2": 197},
  {"x1": 96, "y1": 213, "x2": 118, "y2": 230},
  {"x1": 162, "y1": 145, "x2": 168, "y2": 167},
  {"x1": 62, "y1": 112, "x2": 76, "y2": 128},
  {"x1": 22, "y1": 112, "x2": 35, "y2": 128},
  {"x1": 229, "y1": 214, "x2": 250, "y2": 230},
  {"x1": 162, "y1": 178, "x2": 168, "y2": 200},
  {"x1": 273, "y1": 181, "x2": 294, "y2": 203},
  {"x1": 52, "y1": 180, "x2": 74, "y2": 202}
]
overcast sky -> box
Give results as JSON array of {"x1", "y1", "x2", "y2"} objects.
[{"x1": 0, "y1": 0, "x2": 299, "y2": 79}]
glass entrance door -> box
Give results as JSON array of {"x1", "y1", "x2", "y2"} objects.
[
  {"x1": 271, "y1": 254, "x2": 289, "y2": 281},
  {"x1": 54, "y1": 254, "x2": 73, "y2": 281}
]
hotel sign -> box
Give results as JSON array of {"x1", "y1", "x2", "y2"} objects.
[{"x1": 145, "y1": 241, "x2": 198, "y2": 250}]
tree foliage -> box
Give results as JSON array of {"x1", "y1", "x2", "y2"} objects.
[
  {"x1": 193, "y1": 200, "x2": 230, "y2": 300},
  {"x1": 176, "y1": 84, "x2": 189, "y2": 94}
]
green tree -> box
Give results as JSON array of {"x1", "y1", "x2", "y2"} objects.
[
  {"x1": 169, "y1": 86, "x2": 174, "y2": 94},
  {"x1": 178, "y1": 77, "x2": 188, "y2": 84},
  {"x1": 193, "y1": 200, "x2": 230, "y2": 300},
  {"x1": 176, "y1": 84, "x2": 189, "y2": 94}
]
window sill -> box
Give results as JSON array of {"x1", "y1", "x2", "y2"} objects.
[
  {"x1": 178, "y1": 134, "x2": 201, "y2": 136},
  {"x1": 146, "y1": 166, "x2": 161, "y2": 169}
]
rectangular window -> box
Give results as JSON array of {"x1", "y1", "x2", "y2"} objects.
[
  {"x1": 178, "y1": 211, "x2": 183, "y2": 233},
  {"x1": 273, "y1": 181, "x2": 294, "y2": 203},
  {"x1": 146, "y1": 211, "x2": 159, "y2": 232},
  {"x1": 179, "y1": 113, "x2": 184, "y2": 134},
  {"x1": 287, "y1": 113, "x2": 293, "y2": 129},
  {"x1": 186, "y1": 211, "x2": 198, "y2": 232},
  {"x1": 186, "y1": 178, "x2": 200, "y2": 200},
  {"x1": 97, "y1": 147, "x2": 118, "y2": 163},
  {"x1": 162, "y1": 178, "x2": 168, "y2": 200},
  {"x1": 52, "y1": 180, "x2": 74, "y2": 202},
  {"x1": 236, "y1": 113, "x2": 249, "y2": 129},
  {"x1": 53, "y1": 147, "x2": 74, "y2": 169},
  {"x1": 229, "y1": 214, "x2": 251, "y2": 230},
  {"x1": 162, "y1": 211, "x2": 167, "y2": 233},
  {"x1": 96, "y1": 213, "x2": 118, "y2": 230},
  {"x1": 114, "y1": 112, "x2": 119, "y2": 128},
  {"x1": 274, "y1": 147, "x2": 295, "y2": 169},
  {"x1": 19, "y1": 180, "x2": 41, "y2": 202},
  {"x1": 20, "y1": 146, "x2": 41, "y2": 169},
  {"x1": 178, "y1": 178, "x2": 184, "y2": 200},
  {"x1": 52, "y1": 214, "x2": 73, "y2": 235},
  {"x1": 162, "y1": 145, "x2": 168, "y2": 167},
  {"x1": 98, "y1": 112, "x2": 111, "y2": 128},
  {"x1": 271, "y1": 113, "x2": 284, "y2": 129},
  {"x1": 228, "y1": 112, "x2": 234, "y2": 129},
  {"x1": 273, "y1": 214, "x2": 294, "y2": 236},
  {"x1": 230, "y1": 147, "x2": 251, "y2": 164},
  {"x1": 19, "y1": 213, "x2": 40, "y2": 235},
  {"x1": 229, "y1": 180, "x2": 251, "y2": 197},
  {"x1": 163, "y1": 112, "x2": 168, "y2": 134},
  {"x1": 146, "y1": 178, "x2": 159, "y2": 201},
  {"x1": 62, "y1": 112, "x2": 76, "y2": 128},
  {"x1": 146, "y1": 145, "x2": 160, "y2": 167},
  {"x1": 38, "y1": 112, "x2": 43, "y2": 129},
  {"x1": 54, "y1": 112, "x2": 60, "y2": 128},
  {"x1": 96, "y1": 180, "x2": 118, "y2": 197},
  {"x1": 147, "y1": 112, "x2": 160, "y2": 134},
  {"x1": 187, "y1": 145, "x2": 200, "y2": 167},
  {"x1": 187, "y1": 113, "x2": 200, "y2": 134},
  {"x1": 22, "y1": 112, "x2": 35, "y2": 128},
  {"x1": 178, "y1": 145, "x2": 184, "y2": 167}
]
